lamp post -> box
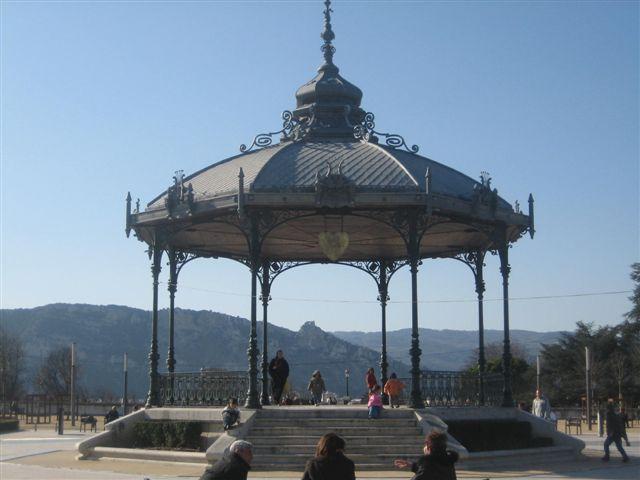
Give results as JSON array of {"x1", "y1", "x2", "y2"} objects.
[
  {"x1": 585, "y1": 346, "x2": 592, "y2": 431},
  {"x1": 123, "y1": 353, "x2": 128, "y2": 416},
  {"x1": 70, "y1": 342, "x2": 76, "y2": 427},
  {"x1": 536, "y1": 355, "x2": 540, "y2": 391},
  {"x1": 345, "y1": 369, "x2": 350, "y2": 398}
]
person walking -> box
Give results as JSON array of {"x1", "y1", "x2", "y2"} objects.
[
  {"x1": 307, "y1": 370, "x2": 326, "y2": 406},
  {"x1": 269, "y1": 350, "x2": 290, "y2": 405},
  {"x1": 532, "y1": 390, "x2": 551, "y2": 419},
  {"x1": 394, "y1": 431, "x2": 459, "y2": 480},
  {"x1": 365, "y1": 367, "x2": 377, "y2": 392},
  {"x1": 301, "y1": 433, "x2": 355, "y2": 480},
  {"x1": 199, "y1": 440, "x2": 253, "y2": 480},
  {"x1": 602, "y1": 400, "x2": 630, "y2": 462},
  {"x1": 384, "y1": 373, "x2": 405, "y2": 408},
  {"x1": 368, "y1": 385, "x2": 383, "y2": 419}
]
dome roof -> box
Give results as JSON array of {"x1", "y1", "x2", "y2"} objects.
[{"x1": 147, "y1": 140, "x2": 511, "y2": 211}]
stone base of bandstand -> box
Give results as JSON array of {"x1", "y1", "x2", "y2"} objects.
[{"x1": 75, "y1": 405, "x2": 584, "y2": 473}]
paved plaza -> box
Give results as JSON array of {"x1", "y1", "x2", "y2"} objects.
[{"x1": 0, "y1": 425, "x2": 637, "y2": 480}]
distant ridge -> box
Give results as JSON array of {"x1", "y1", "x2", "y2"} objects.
[{"x1": 1, "y1": 304, "x2": 562, "y2": 398}]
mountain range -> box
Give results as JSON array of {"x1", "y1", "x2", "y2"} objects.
[{"x1": 1, "y1": 304, "x2": 563, "y2": 399}]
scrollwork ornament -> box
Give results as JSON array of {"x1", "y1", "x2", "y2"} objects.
[{"x1": 353, "y1": 111, "x2": 419, "y2": 153}]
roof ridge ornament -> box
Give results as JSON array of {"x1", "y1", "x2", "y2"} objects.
[
  {"x1": 352, "y1": 111, "x2": 420, "y2": 153},
  {"x1": 240, "y1": 109, "x2": 317, "y2": 153},
  {"x1": 320, "y1": 0, "x2": 336, "y2": 67}
]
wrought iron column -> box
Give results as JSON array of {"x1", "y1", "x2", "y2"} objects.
[
  {"x1": 146, "y1": 244, "x2": 163, "y2": 408},
  {"x1": 167, "y1": 247, "x2": 178, "y2": 405},
  {"x1": 407, "y1": 218, "x2": 425, "y2": 409},
  {"x1": 260, "y1": 260, "x2": 271, "y2": 406},
  {"x1": 498, "y1": 240, "x2": 514, "y2": 407},
  {"x1": 245, "y1": 218, "x2": 261, "y2": 409},
  {"x1": 474, "y1": 251, "x2": 487, "y2": 405},
  {"x1": 378, "y1": 260, "x2": 389, "y2": 403}
]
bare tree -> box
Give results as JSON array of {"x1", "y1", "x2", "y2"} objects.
[
  {"x1": 611, "y1": 351, "x2": 627, "y2": 401},
  {"x1": 0, "y1": 327, "x2": 26, "y2": 402},
  {"x1": 34, "y1": 346, "x2": 73, "y2": 396}
]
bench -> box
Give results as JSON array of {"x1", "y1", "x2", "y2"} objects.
[
  {"x1": 80, "y1": 415, "x2": 97, "y2": 432},
  {"x1": 564, "y1": 417, "x2": 582, "y2": 435}
]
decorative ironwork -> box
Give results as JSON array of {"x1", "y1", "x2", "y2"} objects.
[
  {"x1": 321, "y1": 0, "x2": 336, "y2": 65},
  {"x1": 315, "y1": 162, "x2": 355, "y2": 208},
  {"x1": 399, "y1": 371, "x2": 502, "y2": 407},
  {"x1": 239, "y1": 110, "x2": 316, "y2": 153},
  {"x1": 471, "y1": 171, "x2": 498, "y2": 213},
  {"x1": 353, "y1": 112, "x2": 419, "y2": 153},
  {"x1": 158, "y1": 370, "x2": 252, "y2": 407},
  {"x1": 165, "y1": 170, "x2": 195, "y2": 216},
  {"x1": 527, "y1": 193, "x2": 535, "y2": 239}
]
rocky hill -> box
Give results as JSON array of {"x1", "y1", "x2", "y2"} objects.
[{"x1": 0, "y1": 304, "x2": 409, "y2": 399}]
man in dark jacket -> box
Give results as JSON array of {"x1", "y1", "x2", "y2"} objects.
[
  {"x1": 395, "y1": 431, "x2": 458, "y2": 480},
  {"x1": 199, "y1": 440, "x2": 253, "y2": 480},
  {"x1": 602, "y1": 401, "x2": 629, "y2": 462},
  {"x1": 268, "y1": 349, "x2": 290, "y2": 405}
]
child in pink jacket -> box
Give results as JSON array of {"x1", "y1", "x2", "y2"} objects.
[{"x1": 368, "y1": 384, "x2": 383, "y2": 419}]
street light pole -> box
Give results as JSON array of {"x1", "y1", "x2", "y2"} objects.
[
  {"x1": 585, "y1": 346, "x2": 592, "y2": 431},
  {"x1": 345, "y1": 369, "x2": 350, "y2": 398},
  {"x1": 536, "y1": 355, "x2": 540, "y2": 391},
  {"x1": 123, "y1": 352, "x2": 128, "y2": 416},
  {"x1": 70, "y1": 342, "x2": 76, "y2": 427}
]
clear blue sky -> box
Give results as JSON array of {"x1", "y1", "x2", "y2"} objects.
[{"x1": 1, "y1": 1, "x2": 638, "y2": 334}]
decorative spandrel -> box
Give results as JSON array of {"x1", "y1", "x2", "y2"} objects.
[{"x1": 352, "y1": 111, "x2": 419, "y2": 154}]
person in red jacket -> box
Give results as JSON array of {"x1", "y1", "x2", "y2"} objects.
[{"x1": 365, "y1": 367, "x2": 377, "y2": 393}]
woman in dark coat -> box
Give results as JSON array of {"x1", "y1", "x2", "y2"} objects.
[
  {"x1": 268, "y1": 349, "x2": 290, "y2": 405},
  {"x1": 394, "y1": 431, "x2": 458, "y2": 480},
  {"x1": 302, "y1": 433, "x2": 355, "y2": 480}
]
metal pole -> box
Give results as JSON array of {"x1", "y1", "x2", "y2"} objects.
[
  {"x1": 536, "y1": 355, "x2": 541, "y2": 392},
  {"x1": 70, "y1": 342, "x2": 76, "y2": 426},
  {"x1": 260, "y1": 261, "x2": 271, "y2": 406},
  {"x1": 378, "y1": 261, "x2": 389, "y2": 404},
  {"x1": 146, "y1": 245, "x2": 162, "y2": 408},
  {"x1": 345, "y1": 369, "x2": 350, "y2": 397},
  {"x1": 167, "y1": 248, "x2": 177, "y2": 405},
  {"x1": 475, "y1": 252, "x2": 486, "y2": 406},
  {"x1": 123, "y1": 352, "x2": 128, "y2": 416},
  {"x1": 586, "y1": 346, "x2": 592, "y2": 431},
  {"x1": 498, "y1": 241, "x2": 513, "y2": 407},
  {"x1": 407, "y1": 215, "x2": 424, "y2": 409},
  {"x1": 245, "y1": 218, "x2": 261, "y2": 409}
]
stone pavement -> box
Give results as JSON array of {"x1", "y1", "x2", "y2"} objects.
[{"x1": 1, "y1": 426, "x2": 638, "y2": 480}]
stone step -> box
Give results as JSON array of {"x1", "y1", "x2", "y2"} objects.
[
  {"x1": 252, "y1": 444, "x2": 424, "y2": 455},
  {"x1": 255, "y1": 418, "x2": 418, "y2": 428},
  {"x1": 245, "y1": 435, "x2": 424, "y2": 446},
  {"x1": 249, "y1": 427, "x2": 423, "y2": 437},
  {"x1": 256, "y1": 408, "x2": 414, "y2": 419},
  {"x1": 252, "y1": 452, "x2": 415, "y2": 466},
  {"x1": 251, "y1": 462, "x2": 396, "y2": 472}
]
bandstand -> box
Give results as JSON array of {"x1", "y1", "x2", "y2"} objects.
[{"x1": 126, "y1": 0, "x2": 534, "y2": 411}]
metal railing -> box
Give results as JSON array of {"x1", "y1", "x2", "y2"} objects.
[
  {"x1": 399, "y1": 371, "x2": 503, "y2": 407},
  {"x1": 158, "y1": 370, "x2": 250, "y2": 406}
]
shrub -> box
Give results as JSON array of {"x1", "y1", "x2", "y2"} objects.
[
  {"x1": 132, "y1": 421, "x2": 202, "y2": 450},
  {"x1": 446, "y1": 420, "x2": 553, "y2": 452},
  {"x1": 0, "y1": 419, "x2": 19, "y2": 433}
]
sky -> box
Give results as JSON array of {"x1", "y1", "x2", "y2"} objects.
[{"x1": 1, "y1": 1, "x2": 638, "y2": 334}]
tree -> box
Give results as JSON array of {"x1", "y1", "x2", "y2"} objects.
[
  {"x1": 626, "y1": 262, "x2": 640, "y2": 321},
  {"x1": 34, "y1": 346, "x2": 75, "y2": 396},
  {"x1": 0, "y1": 327, "x2": 26, "y2": 402}
]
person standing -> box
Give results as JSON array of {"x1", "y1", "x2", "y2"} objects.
[
  {"x1": 368, "y1": 385, "x2": 383, "y2": 419},
  {"x1": 384, "y1": 373, "x2": 405, "y2": 408},
  {"x1": 269, "y1": 350, "x2": 290, "y2": 405},
  {"x1": 307, "y1": 371, "x2": 326, "y2": 406},
  {"x1": 602, "y1": 400, "x2": 630, "y2": 462},
  {"x1": 199, "y1": 440, "x2": 253, "y2": 480},
  {"x1": 394, "y1": 431, "x2": 459, "y2": 480},
  {"x1": 301, "y1": 433, "x2": 355, "y2": 480},
  {"x1": 365, "y1": 367, "x2": 377, "y2": 393},
  {"x1": 532, "y1": 390, "x2": 551, "y2": 419}
]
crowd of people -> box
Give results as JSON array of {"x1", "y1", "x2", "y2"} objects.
[{"x1": 199, "y1": 431, "x2": 458, "y2": 480}]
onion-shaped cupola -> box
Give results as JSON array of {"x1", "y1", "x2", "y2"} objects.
[{"x1": 292, "y1": 0, "x2": 365, "y2": 138}]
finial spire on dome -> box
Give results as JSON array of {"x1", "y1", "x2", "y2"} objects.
[{"x1": 321, "y1": 0, "x2": 336, "y2": 66}]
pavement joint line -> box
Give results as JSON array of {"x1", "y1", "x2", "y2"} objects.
[
  {"x1": 1, "y1": 449, "x2": 62, "y2": 462},
  {"x1": 1, "y1": 437, "x2": 84, "y2": 442}
]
